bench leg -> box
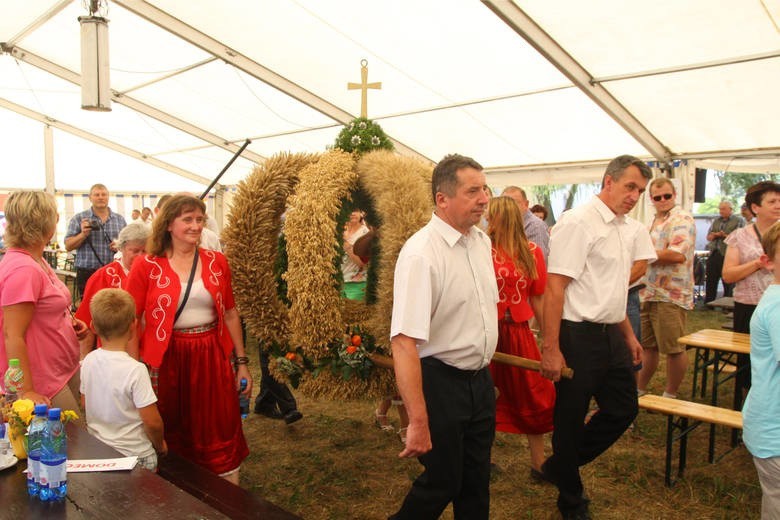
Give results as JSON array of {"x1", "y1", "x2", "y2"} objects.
[
  {"x1": 700, "y1": 349, "x2": 709, "y2": 399},
  {"x1": 731, "y1": 353, "x2": 748, "y2": 447},
  {"x1": 665, "y1": 415, "x2": 699, "y2": 487},
  {"x1": 678, "y1": 417, "x2": 689, "y2": 480},
  {"x1": 691, "y1": 348, "x2": 710, "y2": 400},
  {"x1": 708, "y1": 423, "x2": 716, "y2": 463},
  {"x1": 665, "y1": 415, "x2": 674, "y2": 487}
]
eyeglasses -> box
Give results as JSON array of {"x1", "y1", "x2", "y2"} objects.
[{"x1": 652, "y1": 193, "x2": 674, "y2": 202}]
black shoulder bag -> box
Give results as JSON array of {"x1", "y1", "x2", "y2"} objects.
[{"x1": 174, "y1": 248, "x2": 199, "y2": 324}]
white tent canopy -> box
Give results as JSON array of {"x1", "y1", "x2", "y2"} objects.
[{"x1": 2, "y1": 0, "x2": 779, "y2": 195}]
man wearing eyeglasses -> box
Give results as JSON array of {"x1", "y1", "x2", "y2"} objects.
[{"x1": 636, "y1": 178, "x2": 696, "y2": 400}]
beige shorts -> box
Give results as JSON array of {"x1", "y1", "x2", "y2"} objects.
[{"x1": 640, "y1": 301, "x2": 687, "y2": 355}]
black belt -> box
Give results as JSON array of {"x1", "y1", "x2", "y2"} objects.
[
  {"x1": 421, "y1": 356, "x2": 486, "y2": 380},
  {"x1": 562, "y1": 319, "x2": 617, "y2": 333},
  {"x1": 628, "y1": 283, "x2": 646, "y2": 295}
]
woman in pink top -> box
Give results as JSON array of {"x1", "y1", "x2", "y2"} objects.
[
  {"x1": 0, "y1": 191, "x2": 90, "y2": 410},
  {"x1": 723, "y1": 181, "x2": 780, "y2": 333}
]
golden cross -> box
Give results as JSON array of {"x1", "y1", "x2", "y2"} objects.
[{"x1": 347, "y1": 59, "x2": 381, "y2": 118}]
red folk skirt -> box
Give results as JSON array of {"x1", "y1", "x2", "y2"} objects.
[
  {"x1": 156, "y1": 324, "x2": 248, "y2": 475},
  {"x1": 489, "y1": 319, "x2": 555, "y2": 435}
]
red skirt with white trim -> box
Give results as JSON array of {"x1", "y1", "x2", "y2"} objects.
[
  {"x1": 157, "y1": 325, "x2": 248, "y2": 475},
  {"x1": 489, "y1": 319, "x2": 555, "y2": 435}
]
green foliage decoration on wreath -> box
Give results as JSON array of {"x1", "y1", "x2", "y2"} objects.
[{"x1": 333, "y1": 117, "x2": 394, "y2": 155}]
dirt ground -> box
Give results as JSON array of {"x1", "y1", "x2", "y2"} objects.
[{"x1": 237, "y1": 309, "x2": 760, "y2": 519}]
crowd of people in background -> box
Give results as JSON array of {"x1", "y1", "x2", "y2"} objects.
[{"x1": 1, "y1": 165, "x2": 779, "y2": 519}]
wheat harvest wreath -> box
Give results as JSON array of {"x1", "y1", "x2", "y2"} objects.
[{"x1": 222, "y1": 119, "x2": 434, "y2": 399}]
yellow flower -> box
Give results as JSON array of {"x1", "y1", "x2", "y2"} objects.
[
  {"x1": 11, "y1": 399, "x2": 34, "y2": 425},
  {"x1": 62, "y1": 410, "x2": 79, "y2": 423}
]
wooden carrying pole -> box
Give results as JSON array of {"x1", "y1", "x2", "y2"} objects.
[{"x1": 368, "y1": 352, "x2": 574, "y2": 379}]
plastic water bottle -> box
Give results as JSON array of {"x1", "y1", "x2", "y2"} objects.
[
  {"x1": 39, "y1": 408, "x2": 67, "y2": 502},
  {"x1": 27, "y1": 404, "x2": 48, "y2": 497},
  {"x1": 238, "y1": 378, "x2": 249, "y2": 420},
  {"x1": 3, "y1": 358, "x2": 23, "y2": 404}
]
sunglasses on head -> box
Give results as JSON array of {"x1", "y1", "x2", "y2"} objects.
[{"x1": 652, "y1": 193, "x2": 673, "y2": 202}]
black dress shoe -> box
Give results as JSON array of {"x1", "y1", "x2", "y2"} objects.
[
  {"x1": 530, "y1": 467, "x2": 554, "y2": 485},
  {"x1": 539, "y1": 459, "x2": 557, "y2": 486},
  {"x1": 254, "y1": 405, "x2": 283, "y2": 419},
  {"x1": 283, "y1": 410, "x2": 303, "y2": 425},
  {"x1": 562, "y1": 508, "x2": 591, "y2": 520}
]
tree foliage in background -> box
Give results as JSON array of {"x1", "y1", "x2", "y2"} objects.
[
  {"x1": 695, "y1": 172, "x2": 780, "y2": 215},
  {"x1": 531, "y1": 183, "x2": 593, "y2": 225},
  {"x1": 716, "y1": 172, "x2": 780, "y2": 205}
]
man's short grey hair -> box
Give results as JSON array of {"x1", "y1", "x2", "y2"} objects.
[
  {"x1": 431, "y1": 154, "x2": 483, "y2": 203},
  {"x1": 719, "y1": 200, "x2": 733, "y2": 208},
  {"x1": 602, "y1": 155, "x2": 653, "y2": 187},
  {"x1": 501, "y1": 186, "x2": 527, "y2": 201},
  {"x1": 89, "y1": 183, "x2": 108, "y2": 194},
  {"x1": 117, "y1": 222, "x2": 150, "y2": 249}
]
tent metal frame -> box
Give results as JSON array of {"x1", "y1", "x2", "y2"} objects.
[{"x1": 2, "y1": 0, "x2": 779, "y2": 189}]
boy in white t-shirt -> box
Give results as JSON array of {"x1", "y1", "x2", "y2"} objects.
[{"x1": 80, "y1": 288, "x2": 167, "y2": 471}]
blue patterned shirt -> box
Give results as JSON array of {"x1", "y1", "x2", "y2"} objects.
[
  {"x1": 523, "y1": 209, "x2": 549, "y2": 260},
  {"x1": 66, "y1": 209, "x2": 127, "y2": 269}
]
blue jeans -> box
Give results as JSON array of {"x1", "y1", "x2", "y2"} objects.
[{"x1": 626, "y1": 289, "x2": 641, "y2": 342}]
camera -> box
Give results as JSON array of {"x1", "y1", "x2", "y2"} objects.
[{"x1": 86, "y1": 218, "x2": 102, "y2": 230}]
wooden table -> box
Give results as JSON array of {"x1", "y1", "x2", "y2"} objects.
[
  {"x1": 679, "y1": 328, "x2": 750, "y2": 446},
  {"x1": 0, "y1": 424, "x2": 299, "y2": 519},
  {"x1": 706, "y1": 296, "x2": 735, "y2": 311}
]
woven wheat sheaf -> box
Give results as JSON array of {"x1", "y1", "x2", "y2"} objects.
[
  {"x1": 222, "y1": 152, "x2": 318, "y2": 343},
  {"x1": 224, "y1": 149, "x2": 432, "y2": 398}
]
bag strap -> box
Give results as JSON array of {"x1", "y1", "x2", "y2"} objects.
[
  {"x1": 752, "y1": 223, "x2": 762, "y2": 242},
  {"x1": 174, "y1": 248, "x2": 199, "y2": 324}
]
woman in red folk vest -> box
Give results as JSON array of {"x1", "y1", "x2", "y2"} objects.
[
  {"x1": 487, "y1": 196, "x2": 555, "y2": 480},
  {"x1": 126, "y1": 194, "x2": 250, "y2": 484}
]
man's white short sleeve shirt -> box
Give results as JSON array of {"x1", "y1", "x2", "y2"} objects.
[
  {"x1": 548, "y1": 196, "x2": 656, "y2": 323},
  {"x1": 390, "y1": 214, "x2": 499, "y2": 370}
]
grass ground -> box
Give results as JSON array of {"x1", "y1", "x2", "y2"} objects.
[{"x1": 240, "y1": 308, "x2": 759, "y2": 519}]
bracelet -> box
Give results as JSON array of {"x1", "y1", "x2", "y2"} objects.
[{"x1": 234, "y1": 356, "x2": 250, "y2": 365}]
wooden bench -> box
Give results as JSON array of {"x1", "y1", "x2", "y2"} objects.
[
  {"x1": 158, "y1": 452, "x2": 301, "y2": 519},
  {"x1": 638, "y1": 394, "x2": 743, "y2": 486}
]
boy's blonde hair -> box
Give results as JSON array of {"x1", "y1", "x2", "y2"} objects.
[
  {"x1": 761, "y1": 221, "x2": 780, "y2": 261},
  {"x1": 90, "y1": 288, "x2": 136, "y2": 341}
]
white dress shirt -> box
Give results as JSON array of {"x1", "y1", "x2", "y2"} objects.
[
  {"x1": 548, "y1": 196, "x2": 656, "y2": 324},
  {"x1": 391, "y1": 213, "x2": 499, "y2": 370}
]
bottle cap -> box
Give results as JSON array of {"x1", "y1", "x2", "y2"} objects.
[
  {"x1": 8, "y1": 359, "x2": 20, "y2": 367},
  {"x1": 34, "y1": 404, "x2": 48, "y2": 415},
  {"x1": 48, "y1": 408, "x2": 61, "y2": 420}
]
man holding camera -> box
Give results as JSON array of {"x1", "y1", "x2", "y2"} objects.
[{"x1": 65, "y1": 183, "x2": 126, "y2": 301}]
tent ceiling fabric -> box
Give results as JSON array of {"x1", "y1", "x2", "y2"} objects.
[{"x1": 1, "y1": 0, "x2": 779, "y2": 193}]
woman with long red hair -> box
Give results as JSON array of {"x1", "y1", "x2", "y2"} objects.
[{"x1": 487, "y1": 196, "x2": 555, "y2": 479}]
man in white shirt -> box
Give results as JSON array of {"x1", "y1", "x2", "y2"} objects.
[
  {"x1": 389, "y1": 154, "x2": 498, "y2": 520},
  {"x1": 540, "y1": 155, "x2": 656, "y2": 520}
]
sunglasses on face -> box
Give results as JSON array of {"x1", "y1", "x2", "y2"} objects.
[{"x1": 652, "y1": 193, "x2": 673, "y2": 202}]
